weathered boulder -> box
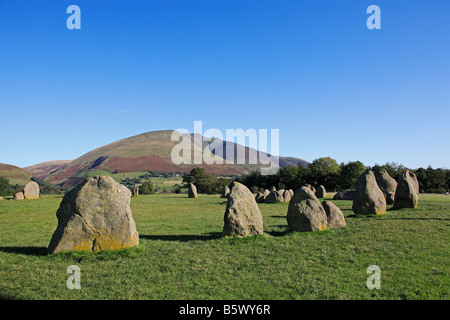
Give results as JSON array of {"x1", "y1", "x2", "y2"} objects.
[
  {"x1": 222, "y1": 182, "x2": 264, "y2": 237},
  {"x1": 352, "y1": 170, "x2": 386, "y2": 215},
  {"x1": 333, "y1": 189, "x2": 356, "y2": 200},
  {"x1": 265, "y1": 189, "x2": 285, "y2": 203},
  {"x1": 321, "y1": 200, "x2": 346, "y2": 229},
  {"x1": 288, "y1": 189, "x2": 294, "y2": 197},
  {"x1": 0, "y1": 196, "x2": 4, "y2": 201},
  {"x1": 315, "y1": 185, "x2": 327, "y2": 198},
  {"x1": 23, "y1": 181, "x2": 40, "y2": 200},
  {"x1": 47, "y1": 176, "x2": 139, "y2": 254},
  {"x1": 270, "y1": 186, "x2": 277, "y2": 192},
  {"x1": 393, "y1": 171, "x2": 419, "y2": 209},
  {"x1": 221, "y1": 186, "x2": 231, "y2": 198},
  {"x1": 304, "y1": 184, "x2": 316, "y2": 194},
  {"x1": 287, "y1": 187, "x2": 327, "y2": 232},
  {"x1": 264, "y1": 189, "x2": 270, "y2": 198},
  {"x1": 14, "y1": 192, "x2": 24, "y2": 200},
  {"x1": 255, "y1": 192, "x2": 265, "y2": 203},
  {"x1": 283, "y1": 189, "x2": 292, "y2": 202},
  {"x1": 374, "y1": 169, "x2": 397, "y2": 204},
  {"x1": 188, "y1": 183, "x2": 198, "y2": 198}
]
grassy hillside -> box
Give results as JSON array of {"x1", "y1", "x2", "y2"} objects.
[
  {"x1": 43, "y1": 130, "x2": 308, "y2": 187},
  {"x1": 0, "y1": 163, "x2": 31, "y2": 186},
  {"x1": 0, "y1": 193, "x2": 448, "y2": 300}
]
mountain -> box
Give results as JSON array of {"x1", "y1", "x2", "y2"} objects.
[
  {"x1": 23, "y1": 160, "x2": 73, "y2": 180},
  {"x1": 35, "y1": 130, "x2": 308, "y2": 187},
  {"x1": 0, "y1": 163, "x2": 32, "y2": 186}
]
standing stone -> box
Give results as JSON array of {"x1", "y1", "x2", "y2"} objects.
[
  {"x1": 321, "y1": 201, "x2": 346, "y2": 229},
  {"x1": 287, "y1": 187, "x2": 327, "y2": 232},
  {"x1": 47, "y1": 176, "x2": 139, "y2": 254},
  {"x1": 255, "y1": 192, "x2": 265, "y2": 203},
  {"x1": 188, "y1": 183, "x2": 198, "y2": 198},
  {"x1": 23, "y1": 181, "x2": 40, "y2": 200},
  {"x1": 411, "y1": 172, "x2": 420, "y2": 195},
  {"x1": 315, "y1": 185, "x2": 327, "y2": 198},
  {"x1": 222, "y1": 182, "x2": 264, "y2": 237},
  {"x1": 283, "y1": 189, "x2": 292, "y2": 202},
  {"x1": 333, "y1": 189, "x2": 356, "y2": 200},
  {"x1": 14, "y1": 192, "x2": 24, "y2": 200},
  {"x1": 132, "y1": 185, "x2": 139, "y2": 197},
  {"x1": 264, "y1": 189, "x2": 270, "y2": 198},
  {"x1": 270, "y1": 186, "x2": 277, "y2": 192},
  {"x1": 288, "y1": 189, "x2": 294, "y2": 197},
  {"x1": 0, "y1": 196, "x2": 3, "y2": 201},
  {"x1": 393, "y1": 171, "x2": 419, "y2": 209},
  {"x1": 374, "y1": 169, "x2": 397, "y2": 205},
  {"x1": 265, "y1": 189, "x2": 284, "y2": 203},
  {"x1": 352, "y1": 170, "x2": 386, "y2": 215},
  {"x1": 304, "y1": 184, "x2": 316, "y2": 194},
  {"x1": 221, "y1": 186, "x2": 231, "y2": 198}
]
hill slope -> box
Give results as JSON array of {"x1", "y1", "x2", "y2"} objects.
[
  {"x1": 23, "y1": 160, "x2": 73, "y2": 180},
  {"x1": 42, "y1": 130, "x2": 308, "y2": 187},
  {"x1": 0, "y1": 163, "x2": 32, "y2": 186}
]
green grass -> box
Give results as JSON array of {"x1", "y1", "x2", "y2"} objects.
[{"x1": 0, "y1": 193, "x2": 448, "y2": 300}]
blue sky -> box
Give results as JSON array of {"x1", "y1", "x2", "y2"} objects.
[{"x1": 0, "y1": 0, "x2": 449, "y2": 169}]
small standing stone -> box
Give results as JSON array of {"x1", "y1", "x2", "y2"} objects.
[
  {"x1": 321, "y1": 200, "x2": 346, "y2": 229},
  {"x1": 14, "y1": 192, "x2": 24, "y2": 200},
  {"x1": 315, "y1": 185, "x2": 327, "y2": 198},
  {"x1": 188, "y1": 183, "x2": 198, "y2": 198}
]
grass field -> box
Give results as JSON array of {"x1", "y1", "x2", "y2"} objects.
[{"x1": 0, "y1": 193, "x2": 448, "y2": 300}]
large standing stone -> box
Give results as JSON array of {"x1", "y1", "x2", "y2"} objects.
[
  {"x1": 333, "y1": 189, "x2": 356, "y2": 200},
  {"x1": 321, "y1": 201, "x2": 346, "y2": 229},
  {"x1": 315, "y1": 185, "x2": 327, "y2": 198},
  {"x1": 222, "y1": 182, "x2": 264, "y2": 237},
  {"x1": 287, "y1": 187, "x2": 327, "y2": 232},
  {"x1": 221, "y1": 186, "x2": 231, "y2": 198},
  {"x1": 393, "y1": 171, "x2": 419, "y2": 209},
  {"x1": 411, "y1": 172, "x2": 420, "y2": 195},
  {"x1": 23, "y1": 181, "x2": 40, "y2": 200},
  {"x1": 14, "y1": 192, "x2": 24, "y2": 200},
  {"x1": 47, "y1": 176, "x2": 139, "y2": 254},
  {"x1": 352, "y1": 170, "x2": 386, "y2": 215},
  {"x1": 288, "y1": 189, "x2": 294, "y2": 197},
  {"x1": 188, "y1": 183, "x2": 198, "y2": 198},
  {"x1": 374, "y1": 169, "x2": 397, "y2": 205}
]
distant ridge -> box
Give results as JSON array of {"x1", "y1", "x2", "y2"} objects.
[
  {"x1": 0, "y1": 163, "x2": 32, "y2": 186},
  {"x1": 27, "y1": 130, "x2": 309, "y2": 187}
]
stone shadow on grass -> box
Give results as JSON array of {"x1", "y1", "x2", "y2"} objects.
[
  {"x1": 139, "y1": 232, "x2": 222, "y2": 242},
  {"x1": 0, "y1": 246, "x2": 47, "y2": 257},
  {"x1": 267, "y1": 226, "x2": 293, "y2": 237}
]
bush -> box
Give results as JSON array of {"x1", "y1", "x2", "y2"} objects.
[{"x1": 140, "y1": 181, "x2": 155, "y2": 195}]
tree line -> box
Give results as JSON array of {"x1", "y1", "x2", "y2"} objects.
[{"x1": 234, "y1": 158, "x2": 450, "y2": 194}]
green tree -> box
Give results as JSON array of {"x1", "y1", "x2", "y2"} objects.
[
  {"x1": 140, "y1": 181, "x2": 155, "y2": 195},
  {"x1": 0, "y1": 176, "x2": 12, "y2": 196},
  {"x1": 340, "y1": 161, "x2": 366, "y2": 189},
  {"x1": 307, "y1": 157, "x2": 340, "y2": 190}
]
